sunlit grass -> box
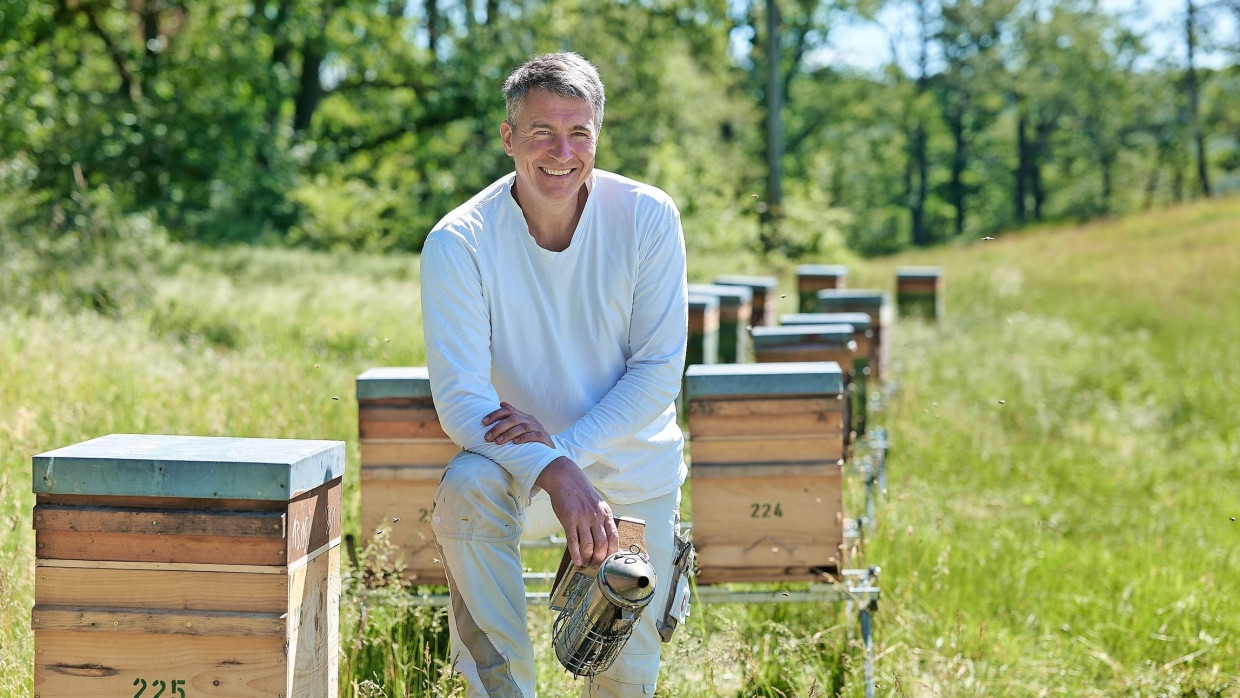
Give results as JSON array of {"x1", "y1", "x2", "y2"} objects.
[{"x1": 2, "y1": 197, "x2": 1239, "y2": 695}]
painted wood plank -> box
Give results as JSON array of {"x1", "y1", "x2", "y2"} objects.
[
  {"x1": 33, "y1": 505, "x2": 285, "y2": 538},
  {"x1": 36, "y1": 530, "x2": 289, "y2": 566},
  {"x1": 37, "y1": 558, "x2": 288, "y2": 574},
  {"x1": 33, "y1": 434, "x2": 345, "y2": 501},
  {"x1": 359, "y1": 439, "x2": 461, "y2": 467},
  {"x1": 37, "y1": 493, "x2": 286, "y2": 512},
  {"x1": 688, "y1": 396, "x2": 843, "y2": 418},
  {"x1": 689, "y1": 434, "x2": 844, "y2": 464},
  {"x1": 684, "y1": 399, "x2": 848, "y2": 436},
  {"x1": 358, "y1": 414, "x2": 449, "y2": 439},
  {"x1": 34, "y1": 630, "x2": 287, "y2": 697},
  {"x1": 35, "y1": 567, "x2": 288, "y2": 612},
  {"x1": 32, "y1": 606, "x2": 287, "y2": 637}
]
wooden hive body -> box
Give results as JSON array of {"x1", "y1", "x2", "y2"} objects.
[
  {"x1": 896, "y1": 266, "x2": 945, "y2": 319},
  {"x1": 684, "y1": 363, "x2": 848, "y2": 584},
  {"x1": 689, "y1": 283, "x2": 754, "y2": 364},
  {"x1": 357, "y1": 367, "x2": 457, "y2": 585},
  {"x1": 714, "y1": 274, "x2": 779, "y2": 328},
  {"x1": 814, "y1": 290, "x2": 893, "y2": 383},
  {"x1": 31, "y1": 434, "x2": 344, "y2": 698},
  {"x1": 796, "y1": 264, "x2": 848, "y2": 312},
  {"x1": 686, "y1": 294, "x2": 721, "y2": 368},
  {"x1": 750, "y1": 323, "x2": 857, "y2": 369},
  {"x1": 778, "y1": 312, "x2": 874, "y2": 435}
]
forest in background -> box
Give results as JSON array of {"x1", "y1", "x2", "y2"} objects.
[{"x1": 1, "y1": 0, "x2": 1238, "y2": 290}]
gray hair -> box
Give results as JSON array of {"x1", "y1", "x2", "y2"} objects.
[{"x1": 502, "y1": 52, "x2": 606, "y2": 130}]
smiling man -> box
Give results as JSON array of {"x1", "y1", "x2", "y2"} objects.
[{"x1": 419, "y1": 53, "x2": 689, "y2": 697}]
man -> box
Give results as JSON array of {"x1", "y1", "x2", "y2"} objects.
[{"x1": 420, "y1": 52, "x2": 689, "y2": 697}]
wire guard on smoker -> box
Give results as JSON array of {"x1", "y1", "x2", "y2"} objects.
[{"x1": 552, "y1": 550, "x2": 658, "y2": 677}]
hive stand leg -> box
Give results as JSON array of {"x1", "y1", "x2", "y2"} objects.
[{"x1": 860, "y1": 602, "x2": 875, "y2": 698}]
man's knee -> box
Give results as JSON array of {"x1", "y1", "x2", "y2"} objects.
[{"x1": 432, "y1": 452, "x2": 523, "y2": 542}]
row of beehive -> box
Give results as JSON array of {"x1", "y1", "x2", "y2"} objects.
[
  {"x1": 29, "y1": 267, "x2": 933, "y2": 695},
  {"x1": 353, "y1": 363, "x2": 853, "y2": 587},
  {"x1": 690, "y1": 265, "x2": 942, "y2": 367}
]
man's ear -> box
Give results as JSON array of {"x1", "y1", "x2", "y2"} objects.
[{"x1": 500, "y1": 121, "x2": 514, "y2": 156}]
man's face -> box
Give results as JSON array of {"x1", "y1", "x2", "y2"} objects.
[{"x1": 500, "y1": 89, "x2": 597, "y2": 211}]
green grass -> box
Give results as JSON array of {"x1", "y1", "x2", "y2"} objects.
[{"x1": 3, "y1": 197, "x2": 1240, "y2": 696}]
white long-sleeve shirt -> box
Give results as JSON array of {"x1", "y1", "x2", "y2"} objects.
[{"x1": 420, "y1": 170, "x2": 688, "y2": 504}]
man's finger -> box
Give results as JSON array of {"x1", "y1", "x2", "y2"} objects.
[{"x1": 485, "y1": 416, "x2": 522, "y2": 442}]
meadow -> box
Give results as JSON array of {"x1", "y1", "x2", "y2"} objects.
[{"x1": 2, "y1": 196, "x2": 1239, "y2": 696}]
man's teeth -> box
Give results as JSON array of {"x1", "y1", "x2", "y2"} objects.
[{"x1": 542, "y1": 168, "x2": 572, "y2": 176}]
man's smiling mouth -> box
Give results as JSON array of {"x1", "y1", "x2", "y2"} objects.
[{"x1": 541, "y1": 167, "x2": 573, "y2": 176}]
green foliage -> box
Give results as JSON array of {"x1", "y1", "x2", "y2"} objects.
[{"x1": 3, "y1": 0, "x2": 1238, "y2": 256}]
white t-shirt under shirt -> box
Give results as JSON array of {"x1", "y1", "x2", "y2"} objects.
[{"x1": 420, "y1": 170, "x2": 689, "y2": 505}]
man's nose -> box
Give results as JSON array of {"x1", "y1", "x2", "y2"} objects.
[{"x1": 551, "y1": 135, "x2": 572, "y2": 160}]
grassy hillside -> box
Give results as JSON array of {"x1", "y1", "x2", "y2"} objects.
[
  {"x1": 2, "y1": 196, "x2": 1239, "y2": 696},
  {"x1": 853, "y1": 198, "x2": 1240, "y2": 696}
]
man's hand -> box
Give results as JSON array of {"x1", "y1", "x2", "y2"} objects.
[
  {"x1": 482, "y1": 402, "x2": 554, "y2": 448},
  {"x1": 535, "y1": 457, "x2": 619, "y2": 567}
]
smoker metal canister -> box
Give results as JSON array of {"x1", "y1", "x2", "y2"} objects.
[{"x1": 552, "y1": 551, "x2": 658, "y2": 677}]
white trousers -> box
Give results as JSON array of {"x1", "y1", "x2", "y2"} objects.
[{"x1": 431, "y1": 451, "x2": 680, "y2": 697}]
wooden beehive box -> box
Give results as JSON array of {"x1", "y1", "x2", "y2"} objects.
[
  {"x1": 31, "y1": 433, "x2": 344, "y2": 698},
  {"x1": 750, "y1": 323, "x2": 856, "y2": 369},
  {"x1": 357, "y1": 367, "x2": 457, "y2": 585},
  {"x1": 685, "y1": 363, "x2": 848, "y2": 584},
  {"x1": 796, "y1": 264, "x2": 848, "y2": 312},
  {"x1": 714, "y1": 274, "x2": 778, "y2": 328},
  {"x1": 896, "y1": 266, "x2": 944, "y2": 320},
  {"x1": 686, "y1": 293, "x2": 720, "y2": 368},
  {"x1": 779, "y1": 312, "x2": 874, "y2": 435},
  {"x1": 689, "y1": 283, "x2": 753, "y2": 364},
  {"x1": 815, "y1": 289, "x2": 893, "y2": 384}
]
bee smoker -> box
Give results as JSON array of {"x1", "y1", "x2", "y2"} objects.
[{"x1": 551, "y1": 550, "x2": 658, "y2": 677}]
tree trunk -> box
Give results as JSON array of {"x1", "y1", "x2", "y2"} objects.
[
  {"x1": 1185, "y1": 0, "x2": 1211, "y2": 197},
  {"x1": 1014, "y1": 104, "x2": 1028, "y2": 224},
  {"x1": 950, "y1": 101, "x2": 967, "y2": 237},
  {"x1": 909, "y1": 0, "x2": 930, "y2": 247},
  {"x1": 426, "y1": 0, "x2": 440, "y2": 59},
  {"x1": 293, "y1": 41, "x2": 324, "y2": 134},
  {"x1": 761, "y1": 0, "x2": 784, "y2": 252}
]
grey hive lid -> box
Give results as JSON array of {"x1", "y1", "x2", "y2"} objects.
[
  {"x1": 33, "y1": 433, "x2": 345, "y2": 501},
  {"x1": 797, "y1": 264, "x2": 848, "y2": 277},
  {"x1": 688, "y1": 283, "x2": 754, "y2": 306},
  {"x1": 816, "y1": 289, "x2": 890, "y2": 307},
  {"x1": 684, "y1": 362, "x2": 843, "y2": 398},
  {"x1": 357, "y1": 366, "x2": 432, "y2": 400},
  {"x1": 713, "y1": 274, "x2": 778, "y2": 291},
  {"x1": 896, "y1": 266, "x2": 943, "y2": 279},
  {"x1": 751, "y1": 324, "x2": 855, "y2": 346},
  {"x1": 688, "y1": 293, "x2": 720, "y2": 311},
  {"x1": 779, "y1": 312, "x2": 871, "y2": 330}
]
